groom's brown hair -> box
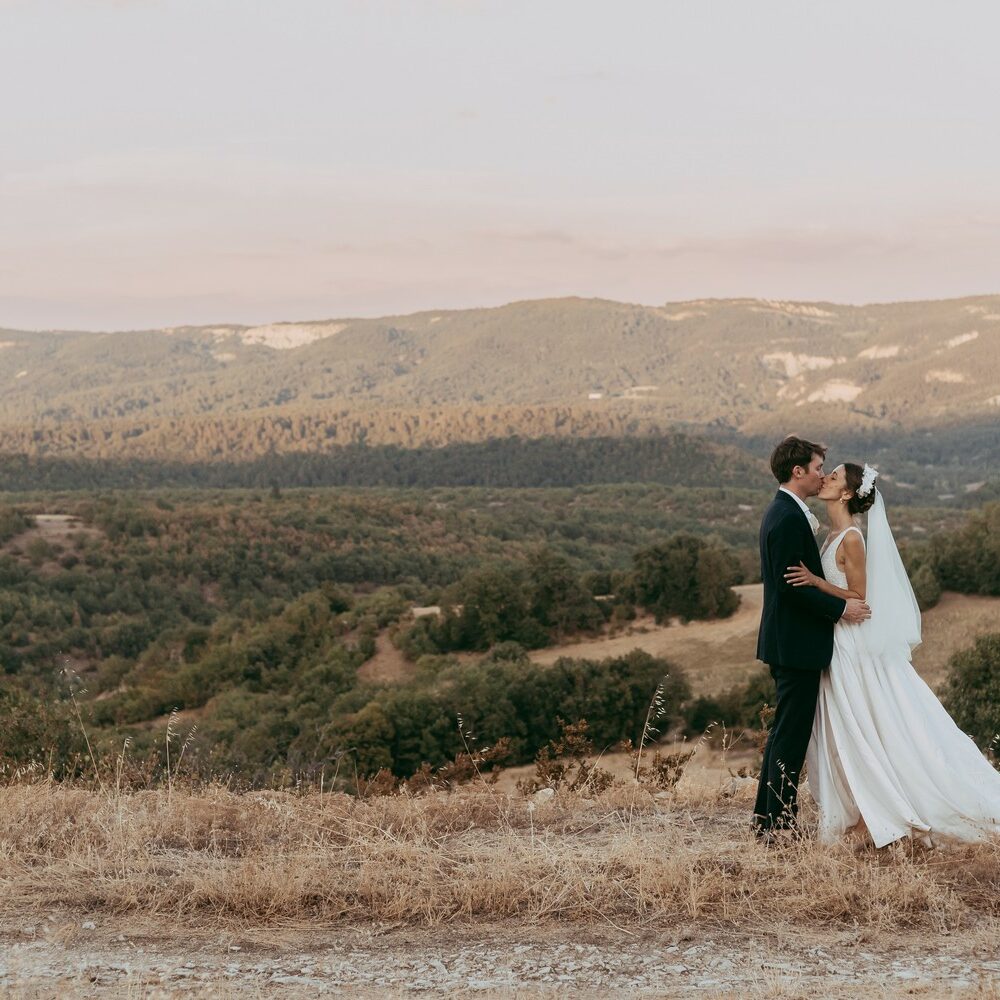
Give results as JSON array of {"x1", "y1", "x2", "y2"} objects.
[{"x1": 770, "y1": 435, "x2": 827, "y2": 484}]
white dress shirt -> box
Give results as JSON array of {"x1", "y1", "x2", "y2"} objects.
[{"x1": 779, "y1": 486, "x2": 820, "y2": 533}]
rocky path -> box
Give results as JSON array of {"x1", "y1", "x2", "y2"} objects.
[{"x1": 2, "y1": 919, "x2": 999, "y2": 997}]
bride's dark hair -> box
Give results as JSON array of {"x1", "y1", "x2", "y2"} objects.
[{"x1": 843, "y1": 463, "x2": 877, "y2": 516}]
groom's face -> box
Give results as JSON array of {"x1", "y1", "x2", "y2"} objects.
[{"x1": 798, "y1": 453, "x2": 825, "y2": 496}]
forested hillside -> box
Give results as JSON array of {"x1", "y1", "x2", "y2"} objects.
[
  {"x1": 1, "y1": 295, "x2": 997, "y2": 783},
  {"x1": 0, "y1": 487, "x2": 978, "y2": 781},
  {"x1": 1, "y1": 295, "x2": 998, "y2": 462},
  {"x1": 2, "y1": 428, "x2": 995, "y2": 508}
]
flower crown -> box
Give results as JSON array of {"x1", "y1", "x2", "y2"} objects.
[{"x1": 857, "y1": 463, "x2": 879, "y2": 498}]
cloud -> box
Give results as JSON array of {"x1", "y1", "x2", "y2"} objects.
[
  {"x1": 651, "y1": 230, "x2": 914, "y2": 263},
  {"x1": 475, "y1": 228, "x2": 579, "y2": 245}
]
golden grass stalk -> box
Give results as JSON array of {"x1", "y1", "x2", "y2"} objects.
[{"x1": 1, "y1": 778, "x2": 997, "y2": 934}]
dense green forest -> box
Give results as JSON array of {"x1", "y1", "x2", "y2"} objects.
[
  {"x1": 2, "y1": 427, "x2": 998, "y2": 505},
  {"x1": 0, "y1": 435, "x2": 764, "y2": 491},
  {"x1": 0, "y1": 484, "x2": 994, "y2": 784}
]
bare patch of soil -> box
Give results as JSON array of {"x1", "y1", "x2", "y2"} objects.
[
  {"x1": 530, "y1": 585, "x2": 763, "y2": 695},
  {"x1": 357, "y1": 633, "x2": 417, "y2": 685},
  {"x1": 2, "y1": 513, "x2": 104, "y2": 577},
  {"x1": 530, "y1": 585, "x2": 1000, "y2": 695}
]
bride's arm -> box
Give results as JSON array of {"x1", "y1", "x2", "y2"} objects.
[{"x1": 784, "y1": 533, "x2": 867, "y2": 601}]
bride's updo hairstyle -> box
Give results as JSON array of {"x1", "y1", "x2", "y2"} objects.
[{"x1": 843, "y1": 463, "x2": 877, "y2": 516}]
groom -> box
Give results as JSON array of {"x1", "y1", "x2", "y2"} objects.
[{"x1": 752, "y1": 436, "x2": 871, "y2": 840}]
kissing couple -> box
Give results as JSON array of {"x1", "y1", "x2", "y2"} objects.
[{"x1": 752, "y1": 435, "x2": 1000, "y2": 847}]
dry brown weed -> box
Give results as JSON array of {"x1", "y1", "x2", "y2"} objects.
[{"x1": 0, "y1": 777, "x2": 998, "y2": 935}]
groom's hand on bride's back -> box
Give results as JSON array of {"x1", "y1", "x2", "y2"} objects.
[{"x1": 841, "y1": 598, "x2": 872, "y2": 624}]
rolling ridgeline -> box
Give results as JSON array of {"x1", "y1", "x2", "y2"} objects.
[{"x1": 0, "y1": 294, "x2": 997, "y2": 501}]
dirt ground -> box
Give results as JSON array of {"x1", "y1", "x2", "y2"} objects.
[
  {"x1": 529, "y1": 584, "x2": 764, "y2": 695},
  {"x1": 530, "y1": 584, "x2": 1000, "y2": 696},
  {"x1": 3, "y1": 918, "x2": 999, "y2": 997},
  {"x1": 356, "y1": 632, "x2": 417, "y2": 685},
  {"x1": 1, "y1": 513, "x2": 104, "y2": 578},
  {"x1": 910, "y1": 591, "x2": 1000, "y2": 688}
]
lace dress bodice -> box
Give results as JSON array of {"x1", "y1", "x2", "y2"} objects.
[{"x1": 820, "y1": 526, "x2": 864, "y2": 590}]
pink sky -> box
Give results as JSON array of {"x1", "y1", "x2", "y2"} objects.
[{"x1": 2, "y1": 1, "x2": 999, "y2": 330}]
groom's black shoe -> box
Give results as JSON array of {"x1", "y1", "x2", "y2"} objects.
[{"x1": 753, "y1": 823, "x2": 803, "y2": 849}]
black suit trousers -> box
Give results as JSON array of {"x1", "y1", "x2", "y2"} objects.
[{"x1": 752, "y1": 664, "x2": 821, "y2": 833}]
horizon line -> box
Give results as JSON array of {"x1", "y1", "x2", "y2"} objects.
[{"x1": 5, "y1": 289, "x2": 1000, "y2": 337}]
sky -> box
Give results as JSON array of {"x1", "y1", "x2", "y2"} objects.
[{"x1": 2, "y1": 0, "x2": 999, "y2": 331}]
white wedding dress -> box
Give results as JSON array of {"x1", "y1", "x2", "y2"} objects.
[{"x1": 806, "y1": 524, "x2": 1000, "y2": 848}]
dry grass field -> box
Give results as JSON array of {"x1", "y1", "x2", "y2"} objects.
[{"x1": 4, "y1": 747, "x2": 1000, "y2": 998}]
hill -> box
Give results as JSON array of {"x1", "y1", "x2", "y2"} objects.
[
  {"x1": 1, "y1": 295, "x2": 998, "y2": 462},
  {"x1": 0, "y1": 487, "x2": 985, "y2": 781}
]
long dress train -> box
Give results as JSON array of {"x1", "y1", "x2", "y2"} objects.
[{"x1": 806, "y1": 526, "x2": 1000, "y2": 848}]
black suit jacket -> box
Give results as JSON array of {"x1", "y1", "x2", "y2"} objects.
[{"x1": 756, "y1": 490, "x2": 847, "y2": 671}]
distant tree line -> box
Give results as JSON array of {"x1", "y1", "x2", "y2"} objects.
[
  {"x1": 0, "y1": 434, "x2": 768, "y2": 491},
  {"x1": 0, "y1": 404, "x2": 697, "y2": 460}
]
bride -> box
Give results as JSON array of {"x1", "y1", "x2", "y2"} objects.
[{"x1": 785, "y1": 462, "x2": 1000, "y2": 848}]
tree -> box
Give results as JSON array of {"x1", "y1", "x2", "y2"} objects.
[
  {"x1": 910, "y1": 564, "x2": 942, "y2": 611},
  {"x1": 631, "y1": 533, "x2": 739, "y2": 622},
  {"x1": 526, "y1": 548, "x2": 603, "y2": 637},
  {"x1": 437, "y1": 565, "x2": 547, "y2": 651}
]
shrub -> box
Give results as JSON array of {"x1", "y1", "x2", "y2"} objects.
[
  {"x1": 25, "y1": 537, "x2": 55, "y2": 566},
  {"x1": 0, "y1": 685, "x2": 88, "y2": 777},
  {"x1": 910, "y1": 564, "x2": 942, "y2": 611},
  {"x1": 0, "y1": 509, "x2": 32, "y2": 544},
  {"x1": 517, "y1": 719, "x2": 615, "y2": 795},
  {"x1": 929, "y1": 502, "x2": 1000, "y2": 596},
  {"x1": 682, "y1": 669, "x2": 774, "y2": 737},
  {"x1": 941, "y1": 633, "x2": 1000, "y2": 749}
]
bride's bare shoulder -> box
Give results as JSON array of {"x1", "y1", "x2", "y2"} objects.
[{"x1": 839, "y1": 528, "x2": 866, "y2": 560}]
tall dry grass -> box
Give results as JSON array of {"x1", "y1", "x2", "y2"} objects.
[{"x1": 2, "y1": 769, "x2": 999, "y2": 934}]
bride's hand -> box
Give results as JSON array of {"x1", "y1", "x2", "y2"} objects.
[{"x1": 784, "y1": 561, "x2": 817, "y2": 588}]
